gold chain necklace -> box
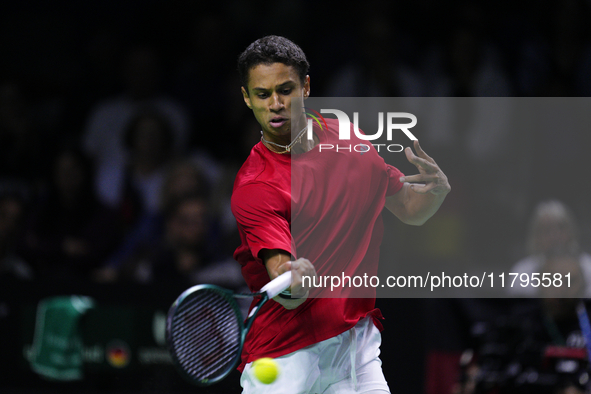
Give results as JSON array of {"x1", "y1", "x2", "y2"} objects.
[{"x1": 260, "y1": 124, "x2": 308, "y2": 154}]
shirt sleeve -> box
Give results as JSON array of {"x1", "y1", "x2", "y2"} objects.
[
  {"x1": 385, "y1": 164, "x2": 404, "y2": 196},
  {"x1": 231, "y1": 182, "x2": 294, "y2": 261}
]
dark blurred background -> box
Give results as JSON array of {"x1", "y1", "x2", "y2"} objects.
[{"x1": 1, "y1": 0, "x2": 591, "y2": 393}]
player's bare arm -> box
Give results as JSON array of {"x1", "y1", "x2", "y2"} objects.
[
  {"x1": 385, "y1": 140, "x2": 450, "y2": 226},
  {"x1": 261, "y1": 249, "x2": 316, "y2": 310}
]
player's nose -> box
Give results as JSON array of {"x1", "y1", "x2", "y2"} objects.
[{"x1": 269, "y1": 93, "x2": 284, "y2": 111}]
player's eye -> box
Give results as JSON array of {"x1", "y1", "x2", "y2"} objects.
[
  {"x1": 257, "y1": 92, "x2": 269, "y2": 99},
  {"x1": 281, "y1": 88, "x2": 292, "y2": 95}
]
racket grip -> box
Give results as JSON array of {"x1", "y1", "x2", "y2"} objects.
[{"x1": 261, "y1": 271, "x2": 292, "y2": 299}]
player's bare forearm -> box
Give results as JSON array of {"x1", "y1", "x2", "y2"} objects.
[
  {"x1": 385, "y1": 140, "x2": 450, "y2": 226},
  {"x1": 261, "y1": 249, "x2": 292, "y2": 280},
  {"x1": 260, "y1": 249, "x2": 316, "y2": 310}
]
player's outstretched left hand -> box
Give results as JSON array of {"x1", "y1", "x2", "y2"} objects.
[{"x1": 400, "y1": 140, "x2": 450, "y2": 196}]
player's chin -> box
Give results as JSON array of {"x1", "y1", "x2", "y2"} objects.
[
  {"x1": 268, "y1": 121, "x2": 291, "y2": 134},
  {"x1": 265, "y1": 126, "x2": 291, "y2": 140}
]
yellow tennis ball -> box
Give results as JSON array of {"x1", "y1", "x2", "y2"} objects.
[{"x1": 252, "y1": 357, "x2": 279, "y2": 384}]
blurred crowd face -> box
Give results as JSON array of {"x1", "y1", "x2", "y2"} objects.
[
  {"x1": 54, "y1": 152, "x2": 87, "y2": 203},
  {"x1": 132, "y1": 117, "x2": 167, "y2": 159},
  {"x1": 163, "y1": 163, "x2": 204, "y2": 204},
  {"x1": 167, "y1": 199, "x2": 208, "y2": 249},
  {"x1": 532, "y1": 214, "x2": 576, "y2": 254},
  {"x1": 528, "y1": 201, "x2": 578, "y2": 255},
  {"x1": 536, "y1": 216, "x2": 574, "y2": 252}
]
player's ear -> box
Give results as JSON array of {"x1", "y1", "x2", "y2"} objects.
[
  {"x1": 303, "y1": 75, "x2": 310, "y2": 99},
  {"x1": 241, "y1": 86, "x2": 252, "y2": 109}
]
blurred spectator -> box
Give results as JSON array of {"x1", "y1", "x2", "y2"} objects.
[
  {"x1": 91, "y1": 111, "x2": 182, "y2": 282},
  {"x1": 455, "y1": 252, "x2": 588, "y2": 394},
  {"x1": 120, "y1": 109, "x2": 177, "y2": 220},
  {"x1": 120, "y1": 193, "x2": 243, "y2": 289},
  {"x1": 510, "y1": 200, "x2": 591, "y2": 297},
  {"x1": 82, "y1": 45, "x2": 190, "y2": 207},
  {"x1": 87, "y1": 108, "x2": 178, "y2": 233},
  {"x1": 94, "y1": 159, "x2": 213, "y2": 283},
  {"x1": 159, "y1": 160, "x2": 210, "y2": 211},
  {"x1": 0, "y1": 192, "x2": 32, "y2": 280},
  {"x1": 20, "y1": 148, "x2": 122, "y2": 281}
]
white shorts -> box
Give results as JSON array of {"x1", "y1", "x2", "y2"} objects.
[{"x1": 240, "y1": 317, "x2": 390, "y2": 394}]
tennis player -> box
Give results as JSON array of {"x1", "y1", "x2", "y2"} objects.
[{"x1": 232, "y1": 35, "x2": 450, "y2": 393}]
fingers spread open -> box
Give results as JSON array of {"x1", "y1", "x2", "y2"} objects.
[
  {"x1": 406, "y1": 151, "x2": 437, "y2": 171},
  {"x1": 414, "y1": 140, "x2": 434, "y2": 162}
]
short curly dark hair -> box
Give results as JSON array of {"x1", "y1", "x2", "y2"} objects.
[{"x1": 238, "y1": 35, "x2": 309, "y2": 90}]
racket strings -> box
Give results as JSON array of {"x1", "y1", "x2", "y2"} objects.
[{"x1": 170, "y1": 289, "x2": 241, "y2": 381}]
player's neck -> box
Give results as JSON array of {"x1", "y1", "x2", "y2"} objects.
[
  {"x1": 261, "y1": 115, "x2": 317, "y2": 154},
  {"x1": 289, "y1": 132, "x2": 319, "y2": 154}
]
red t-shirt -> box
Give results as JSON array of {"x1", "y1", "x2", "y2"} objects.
[{"x1": 231, "y1": 118, "x2": 404, "y2": 371}]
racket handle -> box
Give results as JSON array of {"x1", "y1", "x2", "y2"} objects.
[{"x1": 261, "y1": 271, "x2": 292, "y2": 299}]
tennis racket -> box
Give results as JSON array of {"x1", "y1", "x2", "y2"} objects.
[{"x1": 166, "y1": 271, "x2": 292, "y2": 386}]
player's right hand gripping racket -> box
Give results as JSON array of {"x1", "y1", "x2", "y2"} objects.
[{"x1": 166, "y1": 271, "x2": 292, "y2": 386}]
